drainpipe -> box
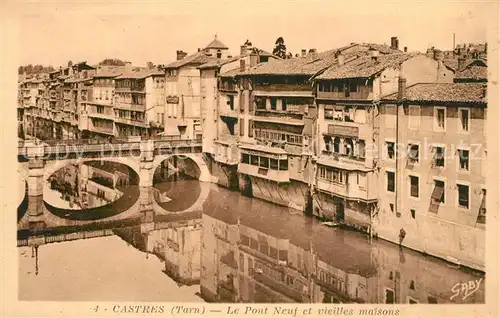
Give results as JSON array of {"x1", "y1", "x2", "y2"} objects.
[{"x1": 396, "y1": 76, "x2": 406, "y2": 223}]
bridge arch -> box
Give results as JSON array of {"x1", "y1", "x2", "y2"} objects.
[
  {"x1": 43, "y1": 156, "x2": 141, "y2": 182},
  {"x1": 152, "y1": 153, "x2": 211, "y2": 184}
]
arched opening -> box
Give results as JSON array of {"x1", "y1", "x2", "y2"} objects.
[
  {"x1": 344, "y1": 138, "x2": 354, "y2": 156},
  {"x1": 333, "y1": 137, "x2": 341, "y2": 153},
  {"x1": 44, "y1": 160, "x2": 140, "y2": 220},
  {"x1": 152, "y1": 156, "x2": 202, "y2": 212}
]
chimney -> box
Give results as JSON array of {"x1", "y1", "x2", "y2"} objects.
[
  {"x1": 398, "y1": 77, "x2": 407, "y2": 101},
  {"x1": 301, "y1": 49, "x2": 307, "y2": 58},
  {"x1": 240, "y1": 45, "x2": 248, "y2": 56},
  {"x1": 371, "y1": 49, "x2": 379, "y2": 62},
  {"x1": 176, "y1": 50, "x2": 187, "y2": 61},
  {"x1": 240, "y1": 59, "x2": 246, "y2": 72},
  {"x1": 198, "y1": 48, "x2": 201, "y2": 52},
  {"x1": 250, "y1": 53, "x2": 259, "y2": 67},
  {"x1": 308, "y1": 48, "x2": 318, "y2": 60},
  {"x1": 337, "y1": 53, "x2": 345, "y2": 65},
  {"x1": 404, "y1": 47, "x2": 408, "y2": 53},
  {"x1": 391, "y1": 37, "x2": 399, "y2": 50}
]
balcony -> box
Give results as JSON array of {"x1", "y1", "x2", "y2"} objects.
[
  {"x1": 238, "y1": 144, "x2": 289, "y2": 183},
  {"x1": 316, "y1": 156, "x2": 376, "y2": 202},
  {"x1": 214, "y1": 139, "x2": 239, "y2": 165},
  {"x1": 254, "y1": 83, "x2": 312, "y2": 96},
  {"x1": 114, "y1": 116, "x2": 148, "y2": 128},
  {"x1": 317, "y1": 91, "x2": 372, "y2": 100},
  {"x1": 89, "y1": 125, "x2": 114, "y2": 135},
  {"x1": 87, "y1": 111, "x2": 114, "y2": 121},
  {"x1": 113, "y1": 102, "x2": 145, "y2": 112},
  {"x1": 323, "y1": 121, "x2": 373, "y2": 141},
  {"x1": 115, "y1": 86, "x2": 146, "y2": 93}
]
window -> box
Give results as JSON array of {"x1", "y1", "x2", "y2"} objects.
[
  {"x1": 387, "y1": 171, "x2": 395, "y2": 192},
  {"x1": 457, "y1": 184, "x2": 469, "y2": 209},
  {"x1": 279, "y1": 159, "x2": 288, "y2": 171},
  {"x1": 428, "y1": 296, "x2": 438, "y2": 304},
  {"x1": 389, "y1": 203, "x2": 394, "y2": 213},
  {"x1": 282, "y1": 98, "x2": 287, "y2": 111},
  {"x1": 248, "y1": 120, "x2": 254, "y2": 137},
  {"x1": 460, "y1": 108, "x2": 469, "y2": 132},
  {"x1": 410, "y1": 175, "x2": 419, "y2": 198},
  {"x1": 408, "y1": 144, "x2": 419, "y2": 163},
  {"x1": 409, "y1": 280, "x2": 415, "y2": 290},
  {"x1": 227, "y1": 95, "x2": 235, "y2": 110},
  {"x1": 333, "y1": 137, "x2": 340, "y2": 153},
  {"x1": 433, "y1": 146, "x2": 445, "y2": 167},
  {"x1": 435, "y1": 107, "x2": 446, "y2": 131},
  {"x1": 385, "y1": 288, "x2": 395, "y2": 304},
  {"x1": 408, "y1": 106, "x2": 420, "y2": 130},
  {"x1": 458, "y1": 149, "x2": 469, "y2": 171},
  {"x1": 270, "y1": 97, "x2": 277, "y2": 110},
  {"x1": 386, "y1": 141, "x2": 395, "y2": 159},
  {"x1": 434, "y1": 180, "x2": 445, "y2": 203},
  {"x1": 410, "y1": 209, "x2": 416, "y2": 219},
  {"x1": 241, "y1": 153, "x2": 250, "y2": 164},
  {"x1": 324, "y1": 108, "x2": 334, "y2": 120}
]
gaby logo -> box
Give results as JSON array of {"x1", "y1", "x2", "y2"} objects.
[{"x1": 450, "y1": 278, "x2": 483, "y2": 301}]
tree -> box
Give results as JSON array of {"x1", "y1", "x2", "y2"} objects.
[
  {"x1": 98, "y1": 58, "x2": 127, "y2": 66},
  {"x1": 272, "y1": 37, "x2": 287, "y2": 59}
]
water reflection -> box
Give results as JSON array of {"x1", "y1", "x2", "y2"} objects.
[
  {"x1": 18, "y1": 176, "x2": 485, "y2": 303},
  {"x1": 199, "y1": 187, "x2": 485, "y2": 304},
  {"x1": 43, "y1": 161, "x2": 139, "y2": 220}
]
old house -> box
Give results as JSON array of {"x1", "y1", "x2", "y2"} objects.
[{"x1": 377, "y1": 82, "x2": 487, "y2": 271}]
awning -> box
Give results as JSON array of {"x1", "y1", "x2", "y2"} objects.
[
  {"x1": 479, "y1": 193, "x2": 486, "y2": 212},
  {"x1": 431, "y1": 185, "x2": 444, "y2": 202}
]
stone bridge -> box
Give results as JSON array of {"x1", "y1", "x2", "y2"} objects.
[
  {"x1": 18, "y1": 137, "x2": 211, "y2": 197},
  {"x1": 16, "y1": 137, "x2": 216, "y2": 247}
]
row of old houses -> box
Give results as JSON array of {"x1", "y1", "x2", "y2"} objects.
[
  {"x1": 197, "y1": 36, "x2": 487, "y2": 271},
  {"x1": 17, "y1": 35, "x2": 488, "y2": 271}
]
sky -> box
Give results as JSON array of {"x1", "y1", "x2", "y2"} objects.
[{"x1": 4, "y1": 0, "x2": 496, "y2": 68}]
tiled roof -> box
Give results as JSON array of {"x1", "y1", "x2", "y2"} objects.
[
  {"x1": 165, "y1": 50, "x2": 218, "y2": 69},
  {"x1": 93, "y1": 66, "x2": 128, "y2": 78},
  {"x1": 198, "y1": 55, "x2": 241, "y2": 69},
  {"x1": 443, "y1": 58, "x2": 487, "y2": 72},
  {"x1": 115, "y1": 68, "x2": 153, "y2": 79},
  {"x1": 236, "y1": 42, "x2": 400, "y2": 77},
  {"x1": 205, "y1": 36, "x2": 228, "y2": 49},
  {"x1": 198, "y1": 48, "x2": 275, "y2": 70},
  {"x1": 316, "y1": 53, "x2": 415, "y2": 80},
  {"x1": 219, "y1": 67, "x2": 241, "y2": 78},
  {"x1": 455, "y1": 65, "x2": 487, "y2": 81},
  {"x1": 382, "y1": 83, "x2": 486, "y2": 103}
]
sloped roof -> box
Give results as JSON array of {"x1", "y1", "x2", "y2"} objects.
[
  {"x1": 236, "y1": 42, "x2": 401, "y2": 77},
  {"x1": 316, "y1": 53, "x2": 415, "y2": 80},
  {"x1": 93, "y1": 66, "x2": 128, "y2": 78},
  {"x1": 198, "y1": 48, "x2": 275, "y2": 70},
  {"x1": 443, "y1": 58, "x2": 487, "y2": 72},
  {"x1": 219, "y1": 67, "x2": 241, "y2": 78},
  {"x1": 165, "y1": 50, "x2": 218, "y2": 69},
  {"x1": 382, "y1": 83, "x2": 486, "y2": 104},
  {"x1": 198, "y1": 55, "x2": 241, "y2": 70},
  {"x1": 455, "y1": 65, "x2": 488, "y2": 81},
  {"x1": 115, "y1": 68, "x2": 153, "y2": 79},
  {"x1": 205, "y1": 36, "x2": 228, "y2": 49}
]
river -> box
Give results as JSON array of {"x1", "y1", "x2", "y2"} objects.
[{"x1": 17, "y1": 161, "x2": 485, "y2": 303}]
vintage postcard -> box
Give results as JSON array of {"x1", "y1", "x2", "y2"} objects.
[{"x1": 1, "y1": 0, "x2": 499, "y2": 317}]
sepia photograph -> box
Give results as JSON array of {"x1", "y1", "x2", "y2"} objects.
[{"x1": 1, "y1": 0, "x2": 499, "y2": 316}]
